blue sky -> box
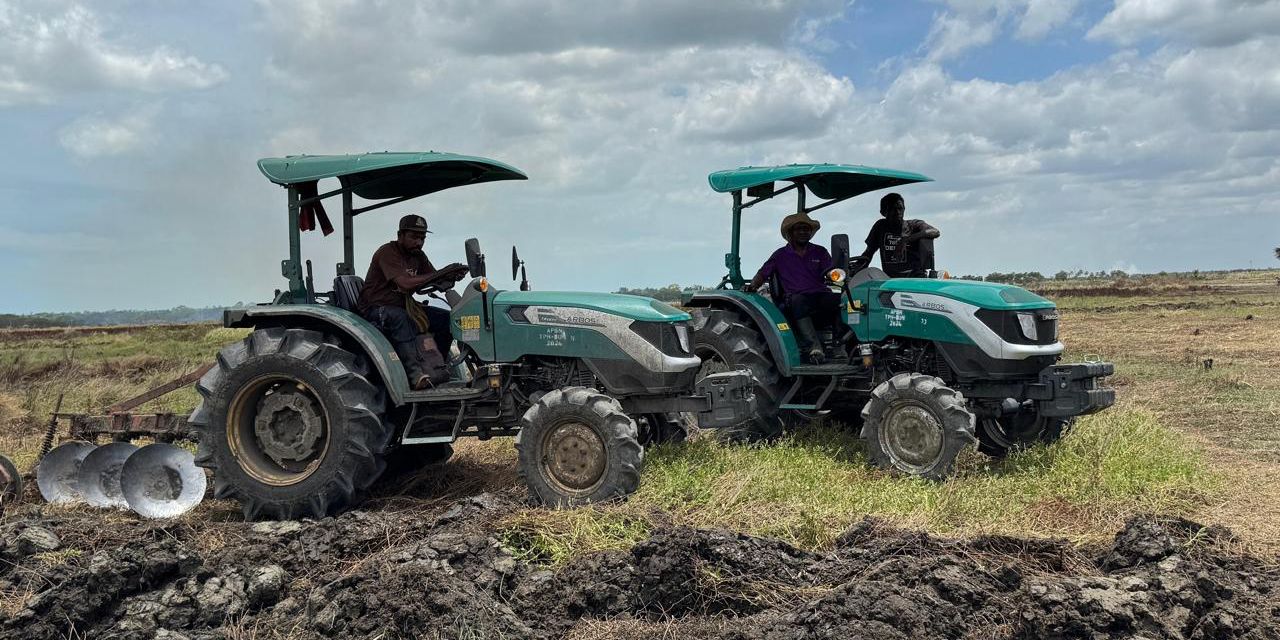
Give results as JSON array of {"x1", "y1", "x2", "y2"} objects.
[{"x1": 1, "y1": 0, "x2": 1278, "y2": 313}]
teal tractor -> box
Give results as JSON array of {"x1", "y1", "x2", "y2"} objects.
[
  {"x1": 685, "y1": 164, "x2": 1114, "y2": 479},
  {"x1": 189, "y1": 152, "x2": 754, "y2": 519}
]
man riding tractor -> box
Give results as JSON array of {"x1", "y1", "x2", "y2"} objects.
[
  {"x1": 853, "y1": 192, "x2": 940, "y2": 278},
  {"x1": 743, "y1": 212, "x2": 852, "y2": 365},
  {"x1": 357, "y1": 213, "x2": 469, "y2": 389}
]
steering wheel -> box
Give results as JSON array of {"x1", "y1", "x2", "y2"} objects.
[
  {"x1": 415, "y1": 264, "x2": 469, "y2": 295},
  {"x1": 848, "y1": 256, "x2": 871, "y2": 275}
]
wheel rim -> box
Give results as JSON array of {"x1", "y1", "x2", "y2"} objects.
[
  {"x1": 879, "y1": 400, "x2": 945, "y2": 473},
  {"x1": 228, "y1": 375, "x2": 331, "y2": 486},
  {"x1": 540, "y1": 420, "x2": 607, "y2": 496}
]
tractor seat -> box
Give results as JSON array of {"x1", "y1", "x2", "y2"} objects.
[
  {"x1": 332, "y1": 275, "x2": 365, "y2": 313},
  {"x1": 847, "y1": 267, "x2": 889, "y2": 287}
]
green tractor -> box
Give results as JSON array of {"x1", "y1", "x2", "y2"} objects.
[
  {"x1": 685, "y1": 164, "x2": 1114, "y2": 479},
  {"x1": 190, "y1": 152, "x2": 754, "y2": 519}
]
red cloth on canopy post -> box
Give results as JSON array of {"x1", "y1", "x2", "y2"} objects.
[{"x1": 296, "y1": 180, "x2": 334, "y2": 236}]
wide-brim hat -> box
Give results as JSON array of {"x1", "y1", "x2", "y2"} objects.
[{"x1": 780, "y1": 212, "x2": 821, "y2": 240}]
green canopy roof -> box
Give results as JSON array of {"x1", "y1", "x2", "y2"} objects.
[
  {"x1": 257, "y1": 151, "x2": 527, "y2": 200},
  {"x1": 708, "y1": 164, "x2": 932, "y2": 200}
]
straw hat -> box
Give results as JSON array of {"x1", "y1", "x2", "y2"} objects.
[{"x1": 779, "y1": 212, "x2": 821, "y2": 240}]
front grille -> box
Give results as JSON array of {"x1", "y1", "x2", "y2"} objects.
[{"x1": 976, "y1": 308, "x2": 1059, "y2": 345}]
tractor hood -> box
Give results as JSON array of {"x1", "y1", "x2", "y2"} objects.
[
  {"x1": 877, "y1": 279, "x2": 1054, "y2": 311},
  {"x1": 492, "y1": 291, "x2": 691, "y2": 323}
]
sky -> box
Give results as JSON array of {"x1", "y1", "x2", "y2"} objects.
[{"x1": 2, "y1": 0, "x2": 1278, "y2": 314}]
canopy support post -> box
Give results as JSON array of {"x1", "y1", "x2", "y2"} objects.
[
  {"x1": 726, "y1": 190, "x2": 744, "y2": 290},
  {"x1": 340, "y1": 189, "x2": 355, "y2": 276},
  {"x1": 284, "y1": 185, "x2": 306, "y2": 301}
]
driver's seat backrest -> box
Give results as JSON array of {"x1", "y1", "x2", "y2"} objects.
[
  {"x1": 767, "y1": 271, "x2": 786, "y2": 309},
  {"x1": 333, "y1": 275, "x2": 365, "y2": 313}
]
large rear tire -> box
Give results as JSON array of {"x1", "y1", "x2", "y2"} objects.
[
  {"x1": 190, "y1": 328, "x2": 393, "y2": 520},
  {"x1": 860, "y1": 373, "x2": 976, "y2": 480},
  {"x1": 689, "y1": 308, "x2": 787, "y2": 442},
  {"x1": 515, "y1": 387, "x2": 642, "y2": 506}
]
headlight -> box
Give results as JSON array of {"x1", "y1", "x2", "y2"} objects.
[
  {"x1": 1016, "y1": 312, "x2": 1038, "y2": 341},
  {"x1": 674, "y1": 324, "x2": 691, "y2": 354}
]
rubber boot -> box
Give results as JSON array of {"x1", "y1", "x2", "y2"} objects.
[
  {"x1": 393, "y1": 340, "x2": 430, "y2": 390},
  {"x1": 793, "y1": 317, "x2": 825, "y2": 365}
]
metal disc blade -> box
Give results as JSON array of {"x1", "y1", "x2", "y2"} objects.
[
  {"x1": 0, "y1": 453, "x2": 22, "y2": 507},
  {"x1": 37, "y1": 441, "x2": 99, "y2": 504},
  {"x1": 120, "y1": 443, "x2": 207, "y2": 519},
  {"x1": 78, "y1": 442, "x2": 140, "y2": 509}
]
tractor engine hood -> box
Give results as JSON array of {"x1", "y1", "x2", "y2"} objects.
[
  {"x1": 876, "y1": 279, "x2": 1054, "y2": 311},
  {"x1": 492, "y1": 291, "x2": 691, "y2": 323}
]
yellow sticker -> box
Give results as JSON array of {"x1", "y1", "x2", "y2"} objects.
[
  {"x1": 777, "y1": 322, "x2": 790, "y2": 331},
  {"x1": 459, "y1": 315, "x2": 481, "y2": 330},
  {"x1": 846, "y1": 302, "x2": 854, "y2": 313}
]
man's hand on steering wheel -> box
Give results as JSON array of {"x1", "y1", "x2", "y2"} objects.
[
  {"x1": 415, "y1": 263, "x2": 470, "y2": 295},
  {"x1": 849, "y1": 255, "x2": 871, "y2": 273}
]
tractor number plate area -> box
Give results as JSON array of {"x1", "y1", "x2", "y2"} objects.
[{"x1": 695, "y1": 370, "x2": 757, "y2": 429}]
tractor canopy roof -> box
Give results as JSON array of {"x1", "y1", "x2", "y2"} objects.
[
  {"x1": 708, "y1": 164, "x2": 931, "y2": 200},
  {"x1": 257, "y1": 151, "x2": 527, "y2": 201}
]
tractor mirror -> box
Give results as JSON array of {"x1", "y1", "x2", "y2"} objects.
[
  {"x1": 830, "y1": 234, "x2": 850, "y2": 270},
  {"x1": 464, "y1": 238, "x2": 486, "y2": 277},
  {"x1": 511, "y1": 246, "x2": 520, "y2": 281}
]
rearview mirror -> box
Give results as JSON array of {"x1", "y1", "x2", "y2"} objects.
[
  {"x1": 830, "y1": 233, "x2": 850, "y2": 270},
  {"x1": 511, "y1": 246, "x2": 520, "y2": 281},
  {"x1": 464, "y1": 238, "x2": 486, "y2": 278}
]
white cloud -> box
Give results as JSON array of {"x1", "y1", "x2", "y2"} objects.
[
  {"x1": 0, "y1": 0, "x2": 227, "y2": 105},
  {"x1": 923, "y1": 0, "x2": 1082, "y2": 61},
  {"x1": 57, "y1": 105, "x2": 161, "y2": 158},
  {"x1": 1089, "y1": 0, "x2": 1280, "y2": 47}
]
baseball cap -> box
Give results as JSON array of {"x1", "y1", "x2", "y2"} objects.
[{"x1": 398, "y1": 214, "x2": 431, "y2": 234}]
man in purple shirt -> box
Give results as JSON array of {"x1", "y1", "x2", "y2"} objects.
[{"x1": 744, "y1": 212, "x2": 845, "y2": 364}]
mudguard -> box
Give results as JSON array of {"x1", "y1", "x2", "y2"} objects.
[
  {"x1": 223, "y1": 306, "x2": 411, "y2": 405},
  {"x1": 684, "y1": 290, "x2": 802, "y2": 375}
]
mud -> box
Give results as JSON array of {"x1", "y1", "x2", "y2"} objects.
[{"x1": 1, "y1": 501, "x2": 1277, "y2": 639}]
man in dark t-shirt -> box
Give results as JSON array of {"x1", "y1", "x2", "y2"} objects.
[
  {"x1": 855, "y1": 192, "x2": 940, "y2": 278},
  {"x1": 358, "y1": 214, "x2": 467, "y2": 389},
  {"x1": 744, "y1": 212, "x2": 847, "y2": 364}
]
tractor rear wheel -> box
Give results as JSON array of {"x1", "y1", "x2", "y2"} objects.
[
  {"x1": 515, "y1": 386, "x2": 643, "y2": 506},
  {"x1": 861, "y1": 373, "x2": 976, "y2": 480},
  {"x1": 689, "y1": 308, "x2": 787, "y2": 442},
  {"x1": 190, "y1": 328, "x2": 393, "y2": 520}
]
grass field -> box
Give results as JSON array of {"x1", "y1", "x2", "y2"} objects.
[{"x1": 2, "y1": 269, "x2": 1277, "y2": 560}]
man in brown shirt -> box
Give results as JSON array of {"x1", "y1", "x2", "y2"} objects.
[{"x1": 357, "y1": 214, "x2": 467, "y2": 388}]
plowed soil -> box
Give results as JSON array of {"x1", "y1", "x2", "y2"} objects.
[{"x1": 2, "y1": 494, "x2": 1277, "y2": 639}]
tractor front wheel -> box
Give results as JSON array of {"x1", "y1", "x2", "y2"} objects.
[
  {"x1": 861, "y1": 373, "x2": 976, "y2": 480},
  {"x1": 515, "y1": 387, "x2": 643, "y2": 506},
  {"x1": 190, "y1": 328, "x2": 393, "y2": 520}
]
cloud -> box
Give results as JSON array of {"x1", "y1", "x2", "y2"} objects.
[
  {"x1": 57, "y1": 105, "x2": 161, "y2": 158},
  {"x1": 923, "y1": 0, "x2": 1082, "y2": 61},
  {"x1": 0, "y1": 0, "x2": 227, "y2": 105},
  {"x1": 1089, "y1": 0, "x2": 1280, "y2": 47}
]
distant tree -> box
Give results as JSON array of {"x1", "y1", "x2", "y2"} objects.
[
  {"x1": 1274, "y1": 246, "x2": 1279, "y2": 261},
  {"x1": 1053, "y1": 270, "x2": 1070, "y2": 280}
]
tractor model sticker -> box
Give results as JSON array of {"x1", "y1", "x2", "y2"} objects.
[
  {"x1": 886, "y1": 309, "x2": 905, "y2": 328},
  {"x1": 777, "y1": 322, "x2": 790, "y2": 331},
  {"x1": 897, "y1": 293, "x2": 952, "y2": 314},
  {"x1": 539, "y1": 327, "x2": 569, "y2": 347}
]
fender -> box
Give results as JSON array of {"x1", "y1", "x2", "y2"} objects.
[
  {"x1": 684, "y1": 291, "x2": 801, "y2": 375},
  {"x1": 223, "y1": 306, "x2": 411, "y2": 405}
]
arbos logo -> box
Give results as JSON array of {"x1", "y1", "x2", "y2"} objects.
[{"x1": 898, "y1": 294, "x2": 951, "y2": 314}]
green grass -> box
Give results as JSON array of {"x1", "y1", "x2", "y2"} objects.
[{"x1": 502, "y1": 408, "x2": 1213, "y2": 562}]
